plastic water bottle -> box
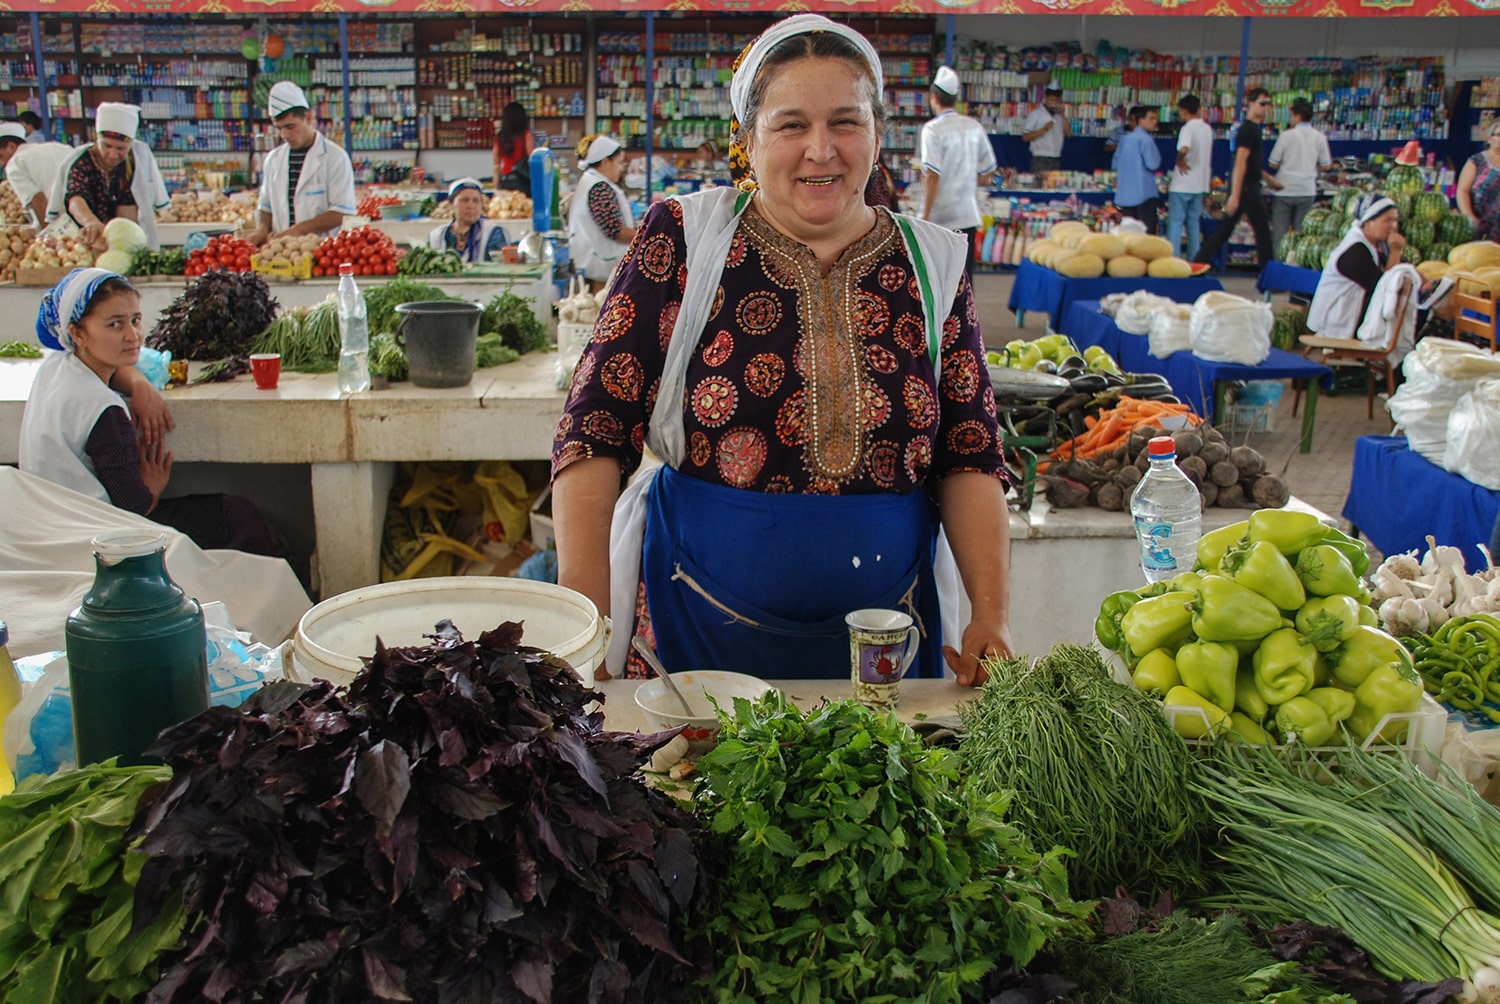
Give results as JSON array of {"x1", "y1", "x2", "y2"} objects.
[
  {"x1": 336, "y1": 262, "x2": 371, "y2": 394},
  {"x1": 1129, "y1": 436, "x2": 1202, "y2": 583}
]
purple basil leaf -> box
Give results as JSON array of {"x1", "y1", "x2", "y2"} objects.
[
  {"x1": 355, "y1": 740, "x2": 412, "y2": 836},
  {"x1": 363, "y1": 947, "x2": 413, "y2": 1001},
  {"x1": 550, "y1": 728, "x2": 608, "y2": 799}
]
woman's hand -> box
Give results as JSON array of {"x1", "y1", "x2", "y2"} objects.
[
  {"x1": 138, "y1": 438, "x2": 173, "y2": 510},
  {"x1": 124, "y1": 374, "x2": 175, "y2": 444},
  {"x1": 941, "y1": 620, "x2": 1014, "y2": 688}
]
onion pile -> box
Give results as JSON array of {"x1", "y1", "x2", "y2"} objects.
[
  {"x1": 0, "y1": 181, "x2": 27, "y2": 225},
  {"x1": 0, "y1": 227, "x2": 37, "y2": 282},
  {"x1": 157, "y1": 191, "x2": 257, "y2": 225},
  {"x1": 19, "y1": 234, "x2": 95, "y2": 271}
]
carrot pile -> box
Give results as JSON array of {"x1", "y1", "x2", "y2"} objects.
[{"x1": 1039, "y1": 396, "x2": 1200, "y2": 470}]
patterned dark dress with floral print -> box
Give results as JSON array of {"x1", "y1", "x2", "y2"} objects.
[{"x1": 552, "y1": 198, "x2": 1007, "y2": 676}]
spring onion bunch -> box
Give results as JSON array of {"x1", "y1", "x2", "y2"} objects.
[{"x1": 1192, "y1": 741, "x2": 1500, "y2": 1001}]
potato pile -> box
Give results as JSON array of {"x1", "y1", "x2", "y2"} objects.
[
  {"x1": 0, "y1": 227, "x2": 37, "y2": 282},
  {"x1": 1045, "y1": 425, "x2": 1289, "y2": 512},
  {"x1": 1028, "y1": 221, "x2": 1193, "y2": 280},
  {"x1": 19, "y1": 234, "x2": 95, "y2": 271},
  {"x1": 157, "y1": 191, "x2": 257, "y2": 225},
  {"x1": 0, "y1": 182, "x2": 27, "y2": 225},
  {"x1": 486, "y1": 191, "x2": 532, "y2": 219},
  {"x1": 252, "y1": 234, "x2": 320, "y2": 269}
]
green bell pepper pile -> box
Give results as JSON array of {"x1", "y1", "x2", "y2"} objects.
[{"x1": 1097, "y1": 516, "x2": 1424, "y2": 747}]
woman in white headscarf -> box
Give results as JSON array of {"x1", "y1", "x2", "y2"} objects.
[
  {"x1": 1308, "y1": 195, "x2": 1407, "y2": 340},
  {"x1": 428, "y1": 178, "x2": 506, "y2": 264},
  {"x1": 566, "y1": 134, "x2": 635, "y2": 290},
  {"x1": 47, "y1": 103, "x2": 169, "y2": 251},
  {"x1": 550, "y1": 15, "x2": 1011, "y2": 686},
  {"x1": 20, "y1": 268, "x2": 283, "y2": 558}
]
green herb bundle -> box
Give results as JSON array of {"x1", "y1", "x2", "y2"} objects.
[
  {"x1": 689, "y1": 692, "x2": 1087, "y2": 1004},
  {"x1": 481, "y1": 292, "x2": 548, "y2": 354},
  {"x1": 362, "y1": 277, "x2": 455, "y2": 337},
  {"x1": 251, "y1": 299, "x2": 340, "y2": 372},
  {"x1": 0, "y1": 763, "x2": 186, "y2": 1000},
  {"x1": 958, "y1": 643, "x2": 1209, "y2": 900}
]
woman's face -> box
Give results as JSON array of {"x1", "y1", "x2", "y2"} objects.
[
  {"x1": 453, "y1": 189, "x2": 485, "y2": 225},
  {"x1": 1489, "y1": 125, "x2": 1500, "y2": 151},
  {"x1": 596, "y1": 151, "x2": 626, "y2": 184},
  {"x1": 71, "y1": 290, "x2": 143, "y2": 372},
  {"x1": 1362, "y1": 209, "x2": 1399, "y2": 244},
  {"x1": 745, "y1": 56, "x2": 878, "y2": 243}
]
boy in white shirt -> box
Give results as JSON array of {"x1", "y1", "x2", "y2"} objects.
[
  {"x1": 1166, "y1": 94, "x2": 1213, "y2": 261},
  {"x1": 1267, "y1": 98, "x2": 1332, "y2": 252},
  {"x1": 1021, "y1": 86, "x2": 1069, "y2": 174}
]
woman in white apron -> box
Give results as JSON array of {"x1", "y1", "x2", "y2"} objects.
[
  {"x1": 428, "y1": 178, "x2": 505, "y2": 264},
  {"x1": 48, "y1": 103, "x2": 169, "y2": 251},
  {"x1": 566, "y1": 135, "x2": 635, "y2": 291},
  {"x1": 1308, "y1": 195, "x2": 1406, "y2": 339}
]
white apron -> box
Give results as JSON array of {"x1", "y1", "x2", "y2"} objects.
[
  {"x1": 428, "y1": 218, "x2": 502, "y2": 263},
  {"x1": 47, "y1": 141, "x2": 169, "y2": 250},
  {"x1": 256, "y1": 133, "x2": 357, "y2": 237},
  {"x1": 1307, "y1": 225, "x2": 1380, "y2": 339},
  {"x1": 567, "y1": 167, "x2": 634, "y2": 283},
  {"x1": 18, "y1": 350, "x2": 130, "y2": 504},
  {"x1": 601, "y1": 188, "x2": 970, "y2": 675}
]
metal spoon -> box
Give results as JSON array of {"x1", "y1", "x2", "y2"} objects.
[{"x1": 631, "y1": 636, "x2": 695, "y2": 717}]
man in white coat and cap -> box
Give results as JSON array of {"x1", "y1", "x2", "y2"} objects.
[
  {"x1": 919, "y1": 65, "x2": 996, "y2": 276},
  {"x1": 248, "y1": 82, "x2": 356, "y2": 247},
  {"x1": 48, "y1": 103, "x2": 169, "y2": 250},
  {"x1": 3, "y1": 121, "x2": 75, "y2": 226}
]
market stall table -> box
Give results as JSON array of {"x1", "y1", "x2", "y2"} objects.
[
  {"x1": 155, "y1": 222, "x2": 238, "y2": 246},
  {"x1": 368, "y1": 217, "x2": 532, "y2": 247},
  {"x1": 1257, "y1": 260, "x2": 1321, "y2": 300},
  {"x1": 1061, "y1": 299, "x2": 1333, "y2": 453},
  {"x1": 1007, "y1": 259, "x2": 1224, "y2": 329},
  {"x1": 1344, "y1": 434, "x2": 1500, "y2": 571},
  {"x1": 0, "y1": 266, "x2": 555, "y2": 347}
]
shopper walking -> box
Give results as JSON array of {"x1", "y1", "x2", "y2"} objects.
[
  {"x1": 1021, "y1": 86, "x2": 1069, "y2": 174},
  {"x1": 566, "y1": 134, "x2": 635, "y2": 291},
  {"x1": 493, "y1": 102, "x2": 535, "y2": 194},
  {"x1": 428, "y1": 178, "x2": 506, "y2": 264},
  {"x1": 1458, "y1": 119, "x2": 1500, "y2": 244},
  {"x1": 247, "y1": 82, "x2": 356, "y2": 247},
  {"x1": 1267, "y1": 98, "x2": 1332, "y2": 250},
  {"x1": 1112, "y1": 105, "x2": 1162, "y2": 234},
  {"x1": 920, "y1": 65, "x2": 997, "y2": 274},
  {"x1": 550, "y1": 15, "x2": 1010, "y2": 685},
  {"x1": 1166, "y1": 94, "x2": 1213, "y2": 260},
  {"x1": 2, "y1": 126, "x2": 72, "y2": 226},
  {"x1": 48, "y1": 103, "x2": 169, "y2": 251},
  {"x1": 1195, "y1": 88, "x2": 1273, "y2": 270}
]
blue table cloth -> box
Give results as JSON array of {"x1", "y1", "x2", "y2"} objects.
[
  {"x1": 1257, "y1": 261, "x2": 1322, "y2": 299},
  {"x1": 1061, "y1": 299, "x2": 1333, "y2": 452},
  {"x1": 1007, "y1": 259, "x2": 1225, "y2": 329},
  {"x1": 1344, "y1": 435, "x2": 1500, "y2": 572}
]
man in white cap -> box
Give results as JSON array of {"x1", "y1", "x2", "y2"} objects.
[
  {"x1": 248, "y1": 82, "x2": 356, "y2": 248},
  {"x1": 919, "y1": 66, "x2": 996, "y2": 275},
  {"x1": 47, "y1": 103, "x2": 169, "y2": 250},
  {"x1": 3, "y1": 121, "x2": 76, "y2": 226}
]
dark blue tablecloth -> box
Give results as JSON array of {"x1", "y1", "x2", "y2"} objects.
[
  {"x1": 1061, "y1": 299, "x2": 1332, "y2": 421},
  {"x1": 1007, "y1": 259, "x2": 1225, "y2": 329},
  {"x1": 1345, "y1": 435, "x2": 1500, "y2": 571},
  {"x1": 1257, "y1": 261, "x2": 1322, "y2": 298}
]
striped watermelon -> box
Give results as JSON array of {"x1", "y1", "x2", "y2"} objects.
[
  {"x1": 1301, "y1": 209, "x2": 1336, "y2": 236},
  {"x1": 1412, "y1": 192, "x2": 1447, "y2": 223},
  {"x1": 1276, "y1": 230, "x2": 1301, "y2": 263},
  {"x1": 1428, "y1": 242, "x2": 1453, "y2": 264},
  {"x1": 1401, "y1": 243, "x2": 1424, "y2": 265},
  {"x1": 1403, "y1": 219, "x2": 1436, "y2": 250},
  {"x1": 1440, "y1": 213, "x2": 1476, "y2": 246},
  {"x1": 1380, "y1": 191, "x2": 1414, "y2": 220},
  {"x1": 1332, "y1": 188, "x2": 1364, "y2": 217},
  {"x1": 1385, "y1": 164, "x2": 1426, "y2": 195}
]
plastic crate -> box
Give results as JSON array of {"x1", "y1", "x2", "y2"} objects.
[{"x1": 1223, "y1": 401, "x2": 1275, "y2": 434}]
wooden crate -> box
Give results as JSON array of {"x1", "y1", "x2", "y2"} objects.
[{"x1": 15, "y1": 266, "x2": 70, "y2": 287}]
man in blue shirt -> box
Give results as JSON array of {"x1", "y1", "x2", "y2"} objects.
[{"x1": 1112, "y1": 105, "x2": 1162, "y2": 234}]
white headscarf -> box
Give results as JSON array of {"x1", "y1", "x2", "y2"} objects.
[
  {"x1": 0, "y1": 122, "x2": 25, "y2": 142},
  {"x1": 95, "y1": 103, "x2": 138, "y2": 140},
  {"x1": 728, "y1": 15, "x2": 884, "y2": 123},
  {"x1": 580, "y1": 135, "x2": 621, "y2": 168},
  {"x1": 448, "y1": 177, "x2": 485, "y2": 200},
  {"x1": 36, "y1": 268, "x2": 122, "y2": 351},
  {"x1": 1356, "y1": 195, "x2": 1397, "y2": 225}
]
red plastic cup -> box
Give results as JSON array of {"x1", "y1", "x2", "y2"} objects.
[{"x1": 249, "y1": 353, "x2": 281, "y2": 390}]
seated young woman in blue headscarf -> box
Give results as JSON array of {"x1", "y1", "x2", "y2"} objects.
[{"x1": 20, "y1": 267, "x2": 284, "y2": 558}]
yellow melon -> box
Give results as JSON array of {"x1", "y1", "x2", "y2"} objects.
[
  {"x1": 1059, "y1": 253, "x2": 1106, "y2": 279},
  {"x1": 1473, "y1": 267, "x2": 1500, "y2": 297},
  {"x1": 1028, "y1": 240, "x2": 1059, "y2": 265},
  {"x1": 1050, "y1": 221, "x2": 1090, "y2": 243},
  {"x1": 1450, "y1": 270, "x2": 1488, "y2": 296},
  {"x1": 1078, "y1": 233, "x2": 1128, "y2": 260},
  {"x1": 1106, "y1": 254, "x2": 1148, "y2": 278},
  {"x1": 1058, "y1": 229, "x2": 1089, "y2": 250},
  {"x1": 1416, "y1": 260, "x2": 1451, "y2": 281},
  {"x1": 1450, "y1": 241, "x2": 1500, "y2": 271},
  {"x1": 1048, "y1": 248, "x2": 1080, "y2": 272},
  {"x1": 1124, "y1": 234, "x2": 1174, "y2": 261},
  {"x1": 1147, "y1": 256, "x2": 1193, "y2": 279}
]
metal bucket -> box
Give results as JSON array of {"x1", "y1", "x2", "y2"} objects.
[{"x1": 394, "y1": 300, "x2": 481, "y2": 388}]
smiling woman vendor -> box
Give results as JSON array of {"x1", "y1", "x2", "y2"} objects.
[
  {"x1": 551, "y1": 16, "x2": 1012, "y2": 686},
  {"x1": 428, "y1": 178, "x2": 506, "y2": 264}
]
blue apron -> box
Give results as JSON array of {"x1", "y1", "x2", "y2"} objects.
[{"x1": 642, "y1": 465, "x2": 944, "y2": 680}]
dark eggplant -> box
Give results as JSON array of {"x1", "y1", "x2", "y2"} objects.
[{"x1": 1067, "y1": 373, "x2": 1110, "y2": 394}]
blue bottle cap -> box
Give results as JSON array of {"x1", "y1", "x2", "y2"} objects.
[{"x1": 0, "y1": 621, "x2": 7, "y2": 648}]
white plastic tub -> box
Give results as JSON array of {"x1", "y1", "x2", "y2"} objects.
[{"x1": 292, "y1": 577, "x2": 607, "y2": 686}]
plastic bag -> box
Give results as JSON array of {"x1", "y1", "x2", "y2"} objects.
[
  {"x1": 1389, "y1": 348, "x2": 1485, "y2": 466},
  {"x1": 1445, "y1": 376, "x2": 1500, "y2": 490},
  {"x1": 1189, "y1": 291, "x2": 1272, "y2": 365},
  {"x1": 1414, "y1": 336, "x2": 1500, "y2": 381},
  {"x1": 136, "y1": 345, "x2": 172, "y2": 390},
  {"x1": 379, "y1": 461, "x2": 539, "y2": 581},
  {"x1": 3, "y1": 602, "x2": 284, "y2": 782},
  {"x1": 1116, "y1": 291, "x2": 1176, "y2": 336},
  {"x1": 1148, "y1": 303, "x2": 1193, "y2": 358}
]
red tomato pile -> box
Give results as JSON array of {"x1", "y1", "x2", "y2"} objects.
[
  {"x1": 312, "y1": 226, "x2": 401, "y2": 278},
  {"x1": 185, "y1": 235, "x2": 256, "y2": 276},
  {"x1": 356, "y1": 195, "x2": 403, "y2": 219}
]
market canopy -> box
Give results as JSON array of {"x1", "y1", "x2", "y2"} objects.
[{"x1": 6, "y1": 0, "x2": 1493, "y2": 14}]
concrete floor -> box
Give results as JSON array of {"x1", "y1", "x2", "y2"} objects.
[{"x1": 971, "y1": 268, "x2": 1393, "y2": 532}]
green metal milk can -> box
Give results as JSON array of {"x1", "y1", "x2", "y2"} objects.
[{"x1": 65, "y1": 530, "x2": 208, "y2": 765}]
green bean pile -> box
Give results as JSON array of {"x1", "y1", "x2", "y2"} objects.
[
  {"x1": 251, "y1": 300, "x2": 340, "y2": 373},
  {"x1": 957, "y1": 643, "x2": 1208, "y2": 900},
  {"x1": 1407, "y1": 614, "x2": 1500, "y2": 724}
]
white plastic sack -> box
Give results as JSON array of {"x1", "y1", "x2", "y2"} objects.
[
  {"x1": 1116, "y1": 291, "x2": 1176, "y2": 336},
  {"x1": 1415, "y1": 336, "x2": 1500, "y2": 381},
  {"x1": 1388, "y1": 348, "x2": 1487, "y2": 466},
  {"x1": 1148, "y1": 304, "x2": 1193, "y2": 358},
  {"x1": 1189, "y1": 291, "x2": 1272, "y2": 365},
  {"x1": 1445, "y1": 376, "x2": 1500, "y2": 490}
]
